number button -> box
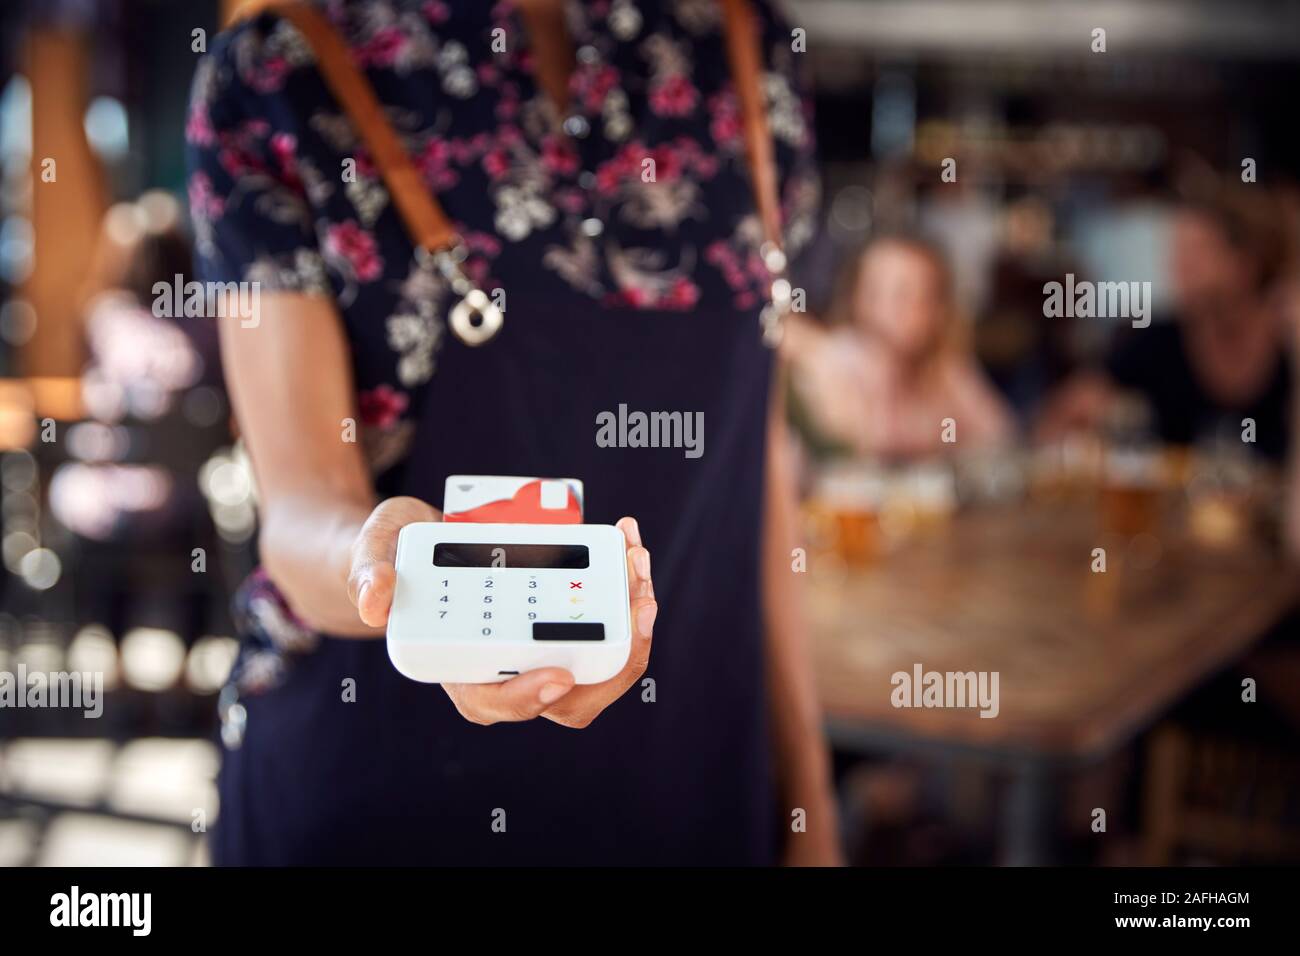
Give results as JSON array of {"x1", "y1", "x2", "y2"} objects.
[{"x1": 522, "y1": 576, "x2": 538, "y2": 625}]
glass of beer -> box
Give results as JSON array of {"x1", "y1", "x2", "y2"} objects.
[
  {"x1": 814, "y1": 462, "x2": 886, "y2": 566},
  {"x1": 1099, "y1": 393, "x2": 1162, "y2": 537},
  {"x1": 1185, "y1": 429, "x2": 1259, "y2": 548}
]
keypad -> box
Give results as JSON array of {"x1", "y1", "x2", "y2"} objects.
[{"x1": 433, "y1": 571, "x2": 589, "y2": 638}]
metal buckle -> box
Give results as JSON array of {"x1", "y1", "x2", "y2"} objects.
[
  {"x1": 449, "y1": 288, "x2": 503, "y2": 346},
  {"x1": 417, "y1": 243, "x2": 504, "y2": 347}
]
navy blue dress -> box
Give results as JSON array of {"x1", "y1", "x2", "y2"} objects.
[{"x1": 187, "y1": 0, "x2": 819, "y2": 865}]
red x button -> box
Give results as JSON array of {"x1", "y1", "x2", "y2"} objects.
[{"x1": 569, "y1": 581, "x2": 583, "y2": 589}]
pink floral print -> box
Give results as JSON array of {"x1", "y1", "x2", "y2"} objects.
[
  {"x1": 188, "y1": 0, "x2": 819, "y2": 423},
  {"x1": 326, "y1": 221, "x2": 384, "y2": 282},
  {"x1": 358, "y1": 384, "x2": 410, "y2": 428}
]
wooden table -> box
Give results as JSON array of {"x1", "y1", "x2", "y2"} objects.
[{"x1": 806, "y1": 501, "x2": 1299, "y2": 863}]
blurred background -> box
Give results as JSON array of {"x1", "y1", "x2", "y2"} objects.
[{"x1": 1, "y1": 0, "x2": 1299, "y2": 866}]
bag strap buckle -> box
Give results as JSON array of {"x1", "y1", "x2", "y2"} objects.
[{"x1": 418, "y1": 244, "x2": 503, "y2": 347}]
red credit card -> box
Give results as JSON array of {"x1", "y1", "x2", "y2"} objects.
[{"x1": 443, "y1": 475, "x2": 584, "y2": 524}]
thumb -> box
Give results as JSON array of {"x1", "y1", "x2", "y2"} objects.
[{"x1": 348, "y1": 496, "x2": 440, "y2": 626}]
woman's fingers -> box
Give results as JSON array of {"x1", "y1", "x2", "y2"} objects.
[
  {"x1": 540, "y1": 591, "x2": 656, "y2": 728},
  {"x1": 616, "y1": 516, "x2": 653, "y2": 599},
  {"x1": 622, "y1": 519, "x2": 657, "y2": 674},
  {"x1": 613, "y1": 516, "x2": 656, "y2": 672},
  {"x1": 540, "y1": 517, "x2": 657, "y2": 728},
  {"x1": 354, "y1": 564, "x2": 396, "y2": 628},
  {"x1": 347, "y1": 496, "x2": 440, "y2": 627},
  {"x1": 443, "y1": 668, "x2": 576, "y2": 725},
  {"x1": 617, "y1": 515, "x2": 641, "y2": 548},
  {"x1": 440, "y1": 514, "x2": 654, "y2": 728}
]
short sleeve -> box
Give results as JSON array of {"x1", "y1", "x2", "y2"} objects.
[{"x1": 185, "y1": 19, "x2": 331, "y2": 296}]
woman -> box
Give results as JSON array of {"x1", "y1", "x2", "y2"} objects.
[
  {"x1": 787, "y1": 234, "x2": 1014, "y2": 460},
  {"x1": 187, "y1": 0, "x2": 837, "y2": 864}
]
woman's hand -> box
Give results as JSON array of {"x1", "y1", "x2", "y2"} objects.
[
  {"x1": 346, "y1": 495, "x2": 443, "y2": 626},
  {"x1": 347, "y1": 501, "x2": 656, "y2": 728}
]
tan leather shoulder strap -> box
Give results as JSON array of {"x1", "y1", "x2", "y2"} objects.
[
  {"x1": 229, "y1": 0, "x2": 783, "y2": 260},
  {"x1": 719, "y1": 0, "x2": 784, "y2": 262},
  {"x1": 226, "y1": 0, "x2": 787, "y2": 343},
  {"x1": 228, "y1": 0, "x2": 458, "y2": 253}
]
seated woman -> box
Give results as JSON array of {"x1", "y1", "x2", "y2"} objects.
[{"x1": 785, "y1": 234, "x2": 1015, "y2": 461}]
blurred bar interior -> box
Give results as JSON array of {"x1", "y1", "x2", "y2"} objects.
[{"x1": 1, "y1": 0, "x2": 1299, "y2": 865}]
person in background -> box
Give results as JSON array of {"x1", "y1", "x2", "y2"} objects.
[
  {"x1": 1039, "y1": 187, "x2": 1292, "y2": 463},
  {"x1": 785, "y1": 234, "x2": 1015, "y2": 461},
  {"x1": 1039, "y1": 182, "x2": 1300, "y2": 756}
]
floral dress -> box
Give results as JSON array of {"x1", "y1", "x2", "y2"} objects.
[{"x1": 187, "y1": 0, "x2": 817, "y2": 864}]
